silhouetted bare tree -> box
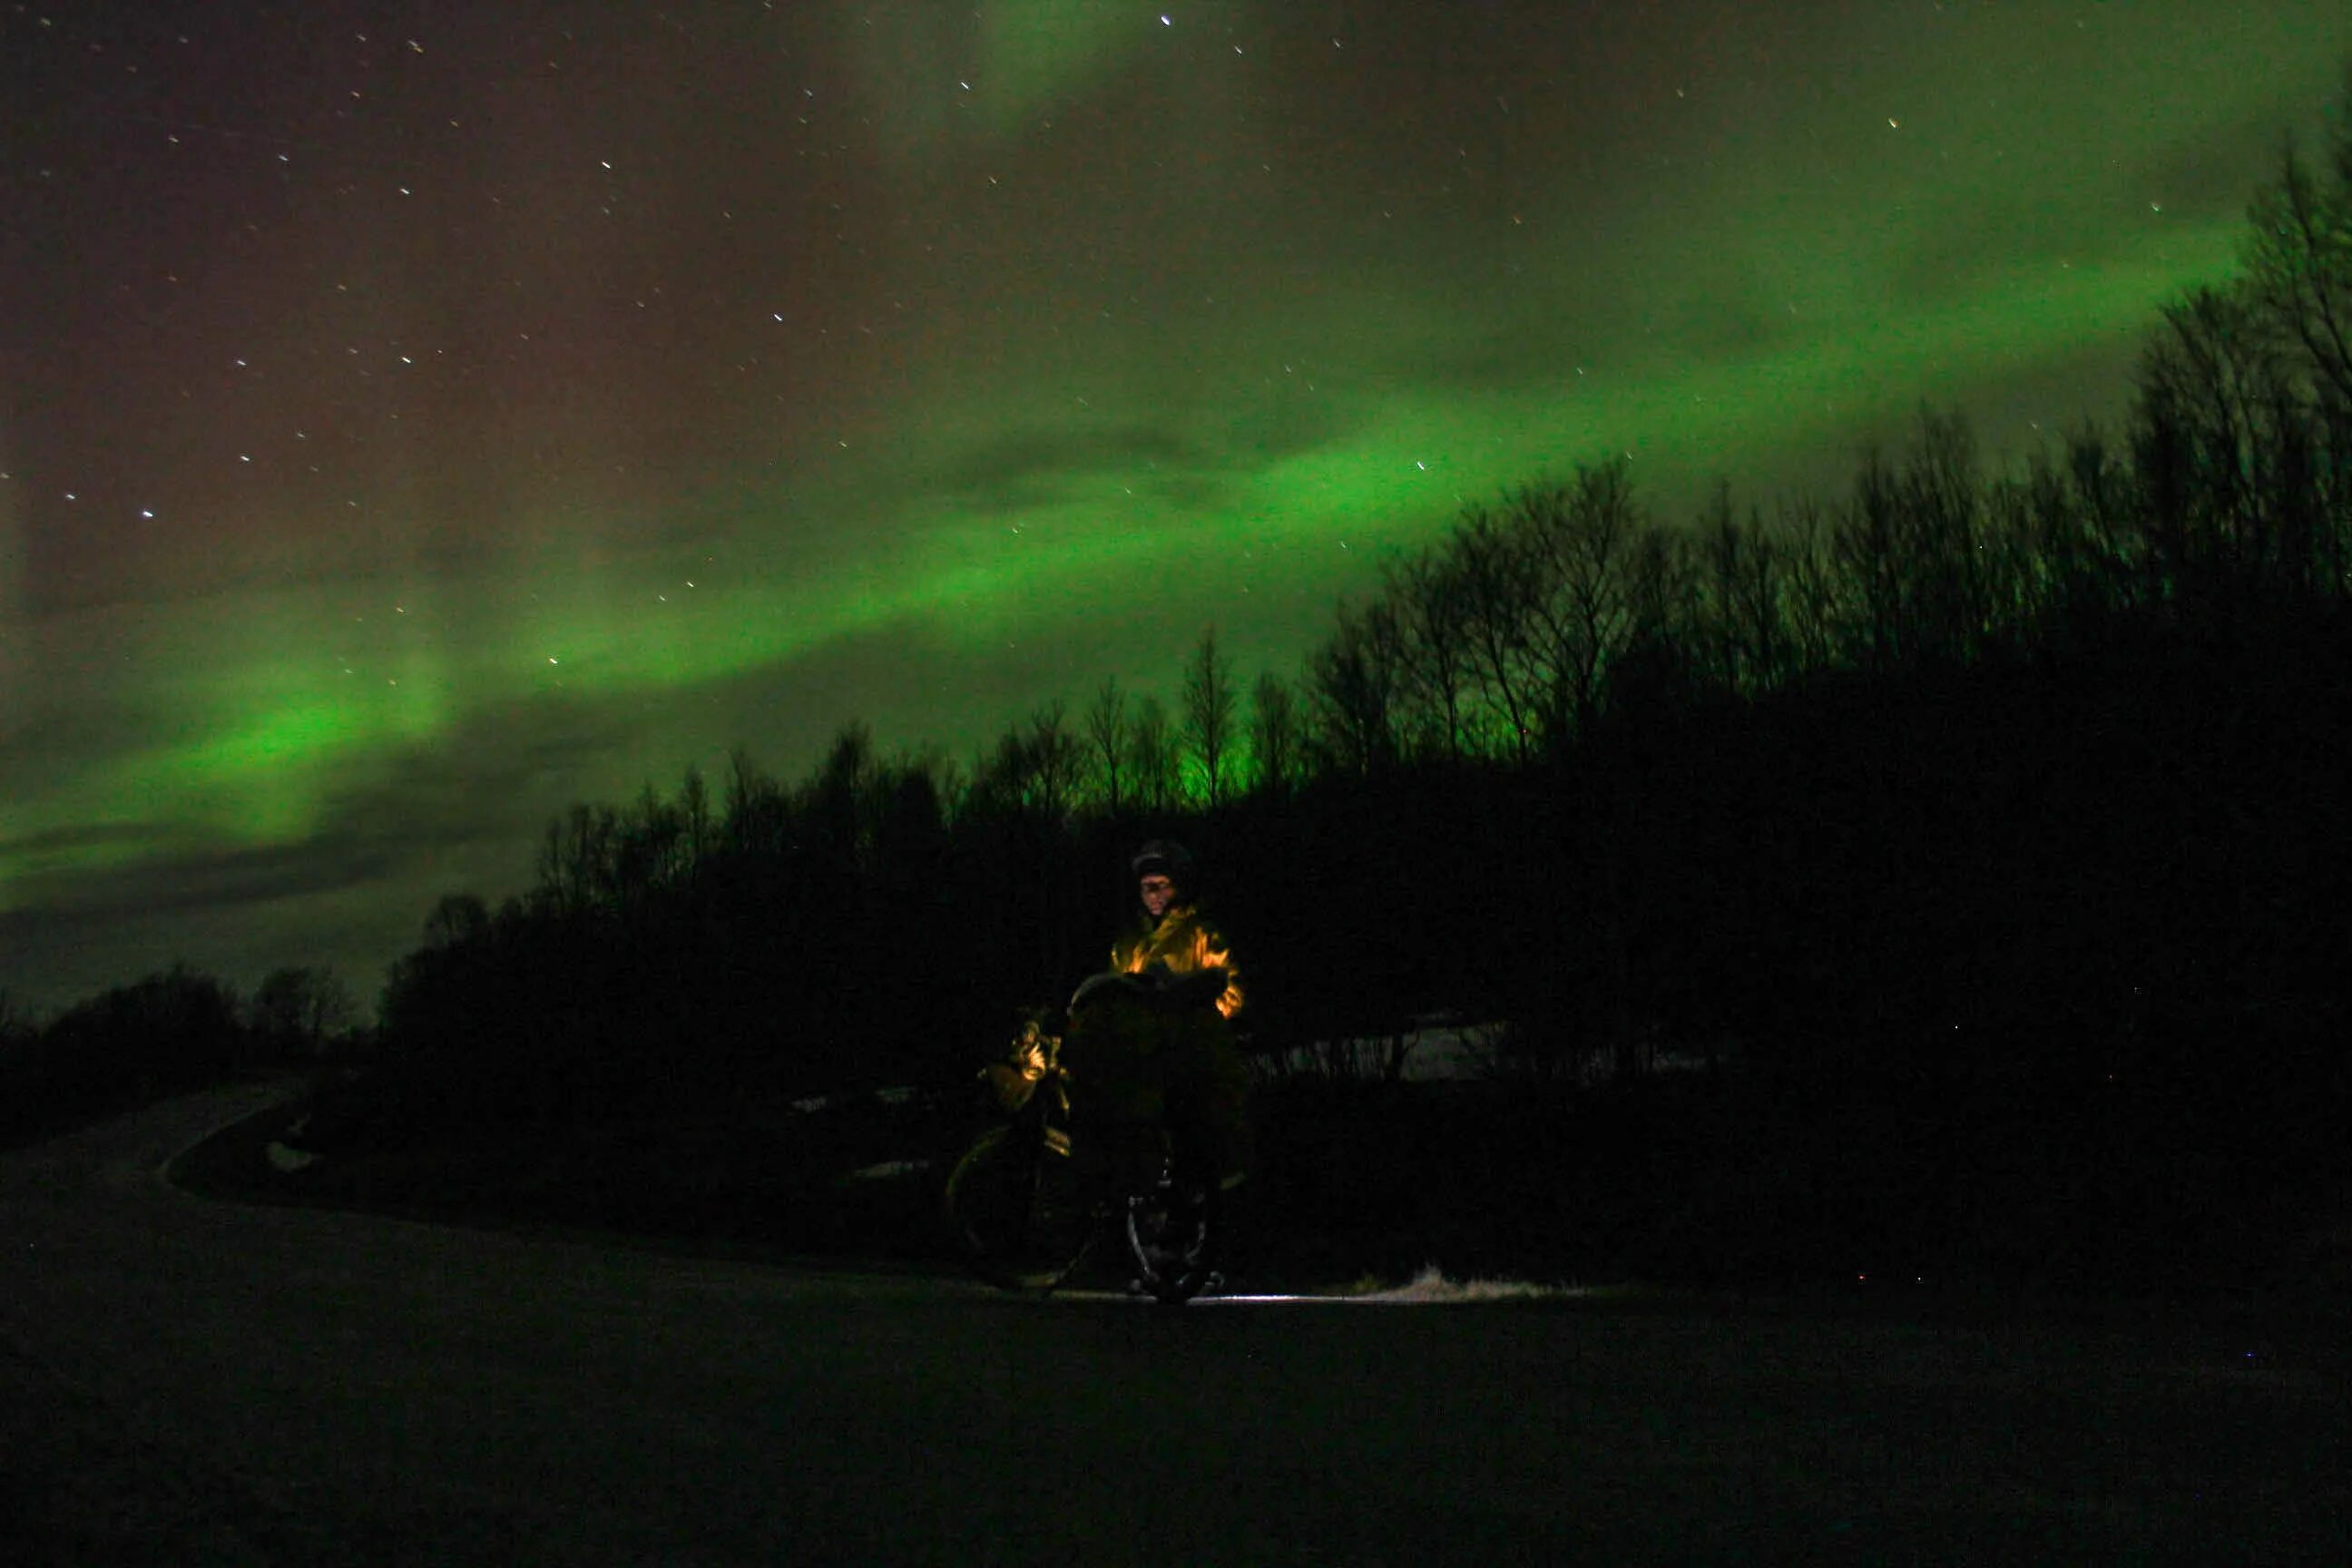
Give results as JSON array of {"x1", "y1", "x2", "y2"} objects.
[
  {"x1": 1181, "y1": 629, "x2": 1239, "y2": 808},
  {"x1": 1830, "y1": 445, "x2": 1911, "y2": 669},
  {"x1": 1451, "y1": 497, "x2": 1544, "y2": 760},
  {"x1": 1026, "y1": 701, "x2": 1084, "y2": 827},
  {"x1": 2244, "y1": 88, "x2": 2352, "y2": 407},
  {"x1": 1693, "y1": 482, "x2": 1790, "y2": 694},
  {"x1": 1896, "y1": 407, "x2": 1994, "y2": 659},
  {"x1": 1128, "y1": 693, "x2": 1181, "y2": 815},
  {"x1": 804, "y1": 721, "x2": 876, "y2": 865},
  {"x1": 1307, "y1": 594, "x2": 1404, "y2": 781},
  {"x1": 1520, "y1": 457, "x2": 1643, "y2": 739},
  {"x1": 1387, "y1": 547, "x2": 1476, "y2": 760},
  {"x1": 678, "y1": 764, "x2": 714, "y2": 867},
  {"x1": 251, "y1": 966, "x2": 356, "y2": 1057},
  {"x1": 421, "y1": 892, "x2": 490, "y2": 948},
  {"x1": 2134, "y1": 287, "x2": 2308, "y2": 603},
  {"x1": 1776, "y1": 495, "x2": 1841, "y2": 671},
  {"x1": 1083, "y1": 675, "x2": 1132, "y2": 817},
  {"x1": 723, "y1": 745, "x2": 788, "y2": 855},
  {"x1": 538, "y1": 802, "x2": 618, "y2": 916},
  {"x1": 1248, "y1": 671, "x2": 1303, "y2": 801}
]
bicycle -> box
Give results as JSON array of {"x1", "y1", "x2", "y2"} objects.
[{"x1": 941, "y1": 999, "x2": 1222, "y2": 1305}]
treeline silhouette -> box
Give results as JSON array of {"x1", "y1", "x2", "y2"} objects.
[
  {"x1": 98, "y1": 90, "x2": 2352, "y2": 1287},
  {"x1": 0, "y1": 965, "x2": 353, "y2": 1150}
]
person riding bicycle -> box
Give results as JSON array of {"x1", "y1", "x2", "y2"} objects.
[
  {"x1": 1112, "y1": 839, "x2": 1245, "y2": 1020},
  {"x1": 1063, "y1": 839, "x2": 1251, "y2": 1191}
]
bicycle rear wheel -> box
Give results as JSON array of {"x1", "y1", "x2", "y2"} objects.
[{"x1": 941, "y1": 1124, "x2": 1093, "y2": 1291}]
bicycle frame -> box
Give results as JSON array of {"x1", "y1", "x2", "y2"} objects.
[{"x1": 946, "y1": 1017, "x2": 1220, "y2": 1302}]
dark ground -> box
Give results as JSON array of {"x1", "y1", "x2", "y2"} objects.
[
  {"x1": 3, "y1": 1083, "x2": 2346, "y2": 1563},
  {"x1": 182, "y1": 1054, "x2": 2352, "y2": 1306}
]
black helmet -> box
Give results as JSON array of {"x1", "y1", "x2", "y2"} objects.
[{"x1": 1130, "y1": 838, "x2": 1194, "y2": 887}]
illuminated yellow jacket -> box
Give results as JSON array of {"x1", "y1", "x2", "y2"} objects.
[{"x1": 1112, "y1": 903, "x2": 1245, "y2": 1020}]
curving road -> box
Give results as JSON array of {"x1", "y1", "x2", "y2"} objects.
[{"x1": 3, "y1": 1085, "x2": 2345, "y2": 1564}]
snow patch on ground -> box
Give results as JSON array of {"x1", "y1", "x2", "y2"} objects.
[
  {"x1": 838, "y1": 1159, "x2": 930, "y2": 1182},
  {"x1": 1348, "y1": 1265, "x2": 1576, "y2": 1303},
  {"x1": 1208, "y1": 1265, "x2": 1588, "y2": 1305}
]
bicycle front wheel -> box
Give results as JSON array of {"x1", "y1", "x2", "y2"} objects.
[
  {"x1": 1124, "y1": 1171, "x2": 1221, "y2": 1305},
  {"x1": 941, "y1": 1124, "x2": 1092, "y2": 1291}
]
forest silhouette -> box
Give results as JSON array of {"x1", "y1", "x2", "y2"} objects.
[{"x1": 12, "y1": 86, "x2": 2350, "y2": 1292}]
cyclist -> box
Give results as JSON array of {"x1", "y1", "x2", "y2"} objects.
[{"x1": 1064, "y1": 839, "x2": 1250, "y2": 1191}]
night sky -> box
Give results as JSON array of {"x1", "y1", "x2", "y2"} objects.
[{"x1": 4, "y1": 2, "x2": 2345, "y2": 1013}]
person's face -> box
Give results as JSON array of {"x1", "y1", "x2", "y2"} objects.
[{"x1": 1138, "y1": 873, "x2": 1177, "y2": 919}]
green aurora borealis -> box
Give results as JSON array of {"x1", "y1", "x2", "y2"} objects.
[{"x1": 4, "y1": 2, "x2": 2347, "y2": 1008}]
